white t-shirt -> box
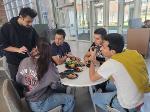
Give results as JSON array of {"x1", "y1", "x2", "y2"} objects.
[{"x1": 97, "y1": 59, "x2": 144, "y2": 109}]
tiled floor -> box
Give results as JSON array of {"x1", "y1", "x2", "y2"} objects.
[{"x1": 67, "y1": 41, "x2": 150, "y2": 112}]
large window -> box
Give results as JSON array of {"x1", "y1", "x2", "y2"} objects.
[
  {"x1": 95, "y1": 2, "x2": 104, "y2": 26},
  {"x1": 3, "y1": 0, "x2": 33, "y2": 21},
  {"x1": 141, "y1": 0, "x2": 150, "y2": 22},
  {"x1": 124, "y1": 2, "x2": 134, "y2": 26},
  {"x1": 109, "y1": 0, "x2": 118, "y2": 26}
]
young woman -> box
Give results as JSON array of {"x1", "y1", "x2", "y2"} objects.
[{"x1": 16, "y1": 38, "x2": 75, "y2": 112}]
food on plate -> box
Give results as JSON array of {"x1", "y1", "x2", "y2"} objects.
[
  {"x1": 65, "y1": 59, "x2": 85, "y2": 69},
  {"x1": 74, "y1": 67, "x2": 83, "y2": 72},
  {"x1": 66, "y1": 73, "x2": 78, "y2": 79}
]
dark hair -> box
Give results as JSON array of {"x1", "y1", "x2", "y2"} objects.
[
  {"x1": 55, "y1": 29, "x2": 66, "y2": 39},
  {"x1": 36, "y1": 38, "x2": 51, "y2": 80},
  {"x1": 103, "y1": 33, "x2": 124, "y2": 53},
  {"x1": 94, "y1": 28, "x2": 107, "y2": 38},
  {"x1": 19, "y1": 7, "x2": 37, "y2": 18}
]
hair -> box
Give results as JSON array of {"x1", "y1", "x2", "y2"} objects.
[
  {"x1": 36, "y1": 37, "x2": 51, "y2": 80},
  {"x1": 94, "y1": 28, "x2": 107, "y2": 38},
  {"x1": 19, "y1": 7, "x2": 37, "y2": 18},
  {"x1": 55, "y1": 29, "x2": 66, "y2": 39},
  {"x1": 103, "y1": 33, "x2": 124, "y2": 53}
]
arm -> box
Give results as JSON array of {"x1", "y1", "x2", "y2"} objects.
[
  {"x1": 89, "y1": 48, "x2": 104, "y2": 81},
  {"x1": 4, "y1": 46, "x2": 27, "y2": 54},
  {"x1": 0, "y1": 24, "x2": 27, "y2": 54},
  {"x1": 52, "y1": 55, "x2": 67, "y2": 65},
  {"x1": 89, "y1": 60, "x2": 103, "y2": 81}
]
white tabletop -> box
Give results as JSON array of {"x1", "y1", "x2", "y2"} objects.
[{"x1": 57, "y1": 64, "x2": 106, "y2": 87}]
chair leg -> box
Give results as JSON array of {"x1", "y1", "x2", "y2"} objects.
[{"x1": 89, "y1": 86, "x2": 97, "y2": 112}]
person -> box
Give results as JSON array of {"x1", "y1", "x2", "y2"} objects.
[
  {"x1": 142, "y1": 20, "x2": 150, "y2": 28},
  {"x1": 51, "y1": 29, "x2": 78, "y2": 65},
  {"x1": 0, "y1": 7, "x2": 38, "y2": 81},
  {"x1": 84, "y1": 28, "x2": 108, "y2": 92},
  {"x1": 16, "y1": 38, "x2": 75, "y2": 112},
  {"x1": 89, "y1": 33, "x2": 150, "y2": 112},
  {"x1": 84, "y1": 28, "x2": 107, "y2": 65}
]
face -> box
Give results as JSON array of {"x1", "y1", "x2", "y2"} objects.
[
  {"x1": 100, "y1": 40, "x2": 113, "y2": 58},
  {"x1": 94, "y1": 34, "x2": 103, "y2": 46},
  {"x1": 31, "y1": 47, "x2": 39, "y2": 58},
  {"x1": 54, "y1": 34, "x2": 64, "y2": 46},
  {"x1": 19, "y1": 16, "x2": 33, "y2": 27}
]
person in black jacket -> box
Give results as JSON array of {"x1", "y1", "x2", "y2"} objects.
[{"x1": 0, "y1": 7, "x2": 38, "y2": 81}]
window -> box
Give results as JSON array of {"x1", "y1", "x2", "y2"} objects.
[{"x1": 109, "y1": 0, "x2": 118, "y2": 26}]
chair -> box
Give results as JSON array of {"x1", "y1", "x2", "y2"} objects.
[{"x1": 2, "y1": 79, "x2": 62, "y2": 112}]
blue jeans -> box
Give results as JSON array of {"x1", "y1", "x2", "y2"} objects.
[
  {"x1": 28, "y1": 93, "x2": 75, "y2": 112},
  {"x1": 92, "y1": 82, "x2": 136, "y2": 112}
]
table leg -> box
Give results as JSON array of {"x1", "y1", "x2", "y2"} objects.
[{"x1": 89, "y1": 86, "x2": 97, "y2": 112}]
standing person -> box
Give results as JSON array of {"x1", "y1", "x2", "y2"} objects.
[
  {"x1": 16, "y1": 38, "x2": 75, "y2": 112},
  {"x1": 0, "y1": 7, "x2": 38, "y2": 81},
  {"x1": 51, "y1": 29, "x2": 78, "y2": 65},
  {"x1": 89, "y1": 33, "x2": 150, "y2": 111}
]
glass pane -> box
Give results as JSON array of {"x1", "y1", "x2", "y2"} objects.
[
  {"x1": 141, "y1": 0, "x2": 147, "y2": 22},
  {"x1": 95, "y1": 2, "x2": 104, "y2": 26},
  {"x1": 109, "y1": 0, "x2": 118, "y2": 26},
  {"x1": 76, "y1": 0, "x2": 90, "y2": 40},
  {"x1": 12, "y1": 1, "x2": 18, "y2": 16},
  {"x1": 125, "y1": 0, "x2": 134, "y2": 2},
  {"x1": 124, "y1": 3, "x2": 134, "y2": 26},
  {"x1": 146, "y1": 2, "x2": 150, "y2": 20}
]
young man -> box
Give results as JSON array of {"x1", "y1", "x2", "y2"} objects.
[
  {"x1": 84, "y1": 28, "x2": 107, "y2": 64},
  {"x1": 89, "y1": 33, "x2": 150, "y2": 111},
  {"x1": 0, "y1": 7, "x2": 38, "y2": 81},
  {"x1": 51, "y1": 29, "x2": 77, "y2": 65},
  {"x1": 84, "y1": 28, "x2": 108, "y2": 92}
]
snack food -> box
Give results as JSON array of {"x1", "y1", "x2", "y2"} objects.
[{"x1": 66, "y1": 73, "x2": 78, "y2": 79}]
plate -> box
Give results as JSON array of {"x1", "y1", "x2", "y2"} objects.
[{"x1": 66, "y1": 73, "x2": 78, "y2": 79}]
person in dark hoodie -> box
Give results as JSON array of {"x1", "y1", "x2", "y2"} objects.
[
  {"x1": 16, "y1": 38, "x2": 75, "y2": 112},
  {"x1": 0, "y1": 7, "x2": 38, "y2": 81}
]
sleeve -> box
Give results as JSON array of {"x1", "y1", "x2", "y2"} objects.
[
  {"x1": 31, "y1": 28, "x2": 39, "y2": 48},
  {"x1": 16, "y1": 60, "x2": 25, "y2": 84},
  {"x1": 51, "y1": 44, "x2": 58, "y2": 56},
  {"x1": 47, "y1": 65, "x2": 60, "y2": 89},
  {"x1": 65, "y1": 42, "x2": 71, "y2": 53},
  {"x1": 0, "y1": 24, "x2": 10, "y2": 50},
  {"x1": 97, "y1": 60, "x2": 115, "y2": 79}
]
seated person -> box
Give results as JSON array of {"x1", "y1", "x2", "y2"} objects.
[
  {"x1": 142, "y1": 20, "x2": 150, "y2": 28},
  {"x1": 51, "y1": 29, "x2": 78, "y2": 65},
  {"x1": 84, "y1": 28, "x2": 108, "y2": 92},
  {"x1": 89, "y1": 33, "x2": 150, "y2": 112},
  {"x1": 16, "y1": 38, "x2": 75, "y2": 112},
  {"x1": 84, "y1": 28, "x2": 107, "y2": 65}
]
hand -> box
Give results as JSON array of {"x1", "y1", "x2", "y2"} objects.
[
  {"x1": 17, "y1": 46, "x2": 28, "y2": 54},
  {"x1": 90, "y1": 48, "x2": 96, "y2": 61}
]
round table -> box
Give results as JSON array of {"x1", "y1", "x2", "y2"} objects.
[
  {"x1": 57, "y1": 64, "x2": 106, "y2": 87},
  {"x1": 57, "y1": 64, "x2": 106, "y2": 112}
]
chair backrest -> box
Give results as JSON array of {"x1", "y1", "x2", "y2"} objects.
[
  {"x1": 127, "y1": 28, "x2": 150, "y2": 57},
  {"x1": 2, "y1": 79, "x2": 23, "y2": 112}
]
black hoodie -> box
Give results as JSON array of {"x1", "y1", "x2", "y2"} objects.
[{"x1": 0, "y1": 17, "x2": 38, "y2": 66}]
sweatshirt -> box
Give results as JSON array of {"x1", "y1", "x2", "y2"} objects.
[
  {"x1": 0, "y1": 17, "x2": 38, "y2": 65},
  {"x1": 16, "y1": 57, "x2": 60, "y2": 101}
]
